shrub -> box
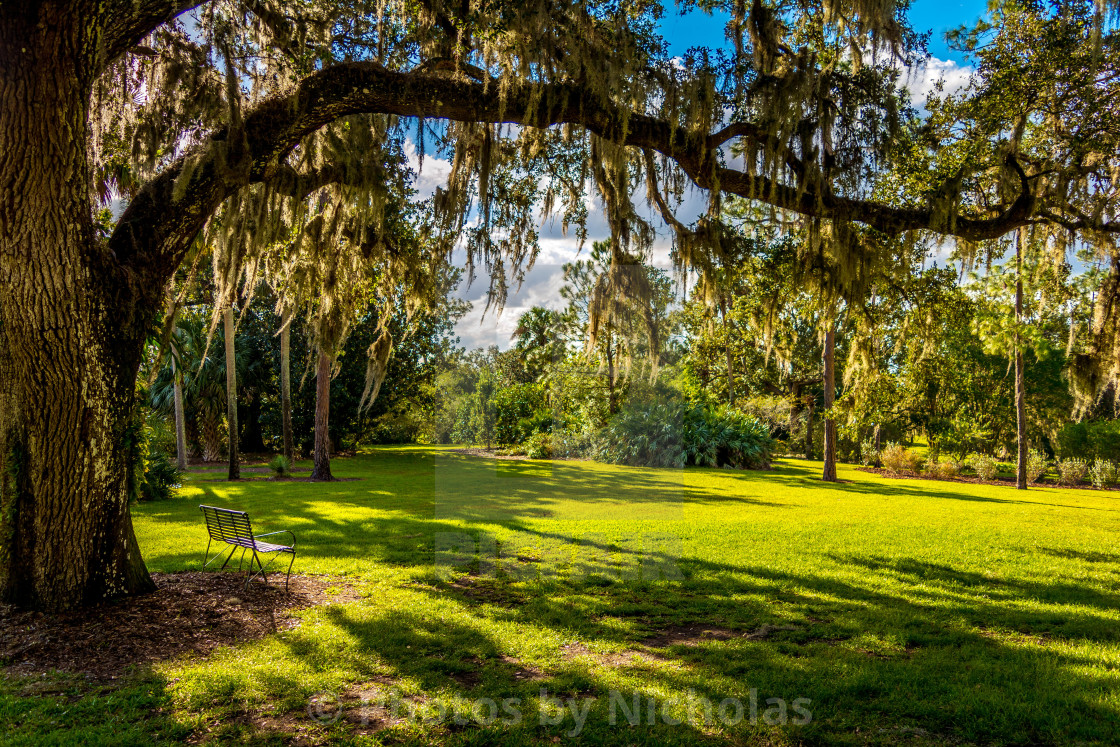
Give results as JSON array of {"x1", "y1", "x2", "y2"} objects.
[
  {"x1": 1026, "y1": 450, "x2": 1050, "y2": 484},
  {"x1": 1057, "y1": 420, "x2": 1120, "y2": 462},
  {"x1": 595, "y1": 401, "x2": 774, "y2": 470},
  {"x1": 925, "y1": 457, "x2": 959, "y2": 480},
  {"x1": 685, "y1": 406, "x2": 775, "y2": 469},
  {"x1": 524, "y1": 432, "x2": 552, "y2": 459},
  {"x1": 880, "y1": 443, "x2": 920, "y2": 475},
  {"x1": 269, "y1": 455, "x2": 291, "y2": 477},
  {"x1": 139, "y1": 449, "x2": 180, "y2": 501},
  {"x1": 859, "y1": 438, "x2": 879, "y2": 467},
  {"x1": 1089, "y1": 458, "x2": 1117, "y2": 489},
  {"x1": 1056, "y1": 458, "x2": 1088, "y2": 486},
  {"x1": 552, "y1": 424, "x2": 596, "y2": 459},
  {"x1": 969, "y1": 453, "x2": 999, "y2": 481}
]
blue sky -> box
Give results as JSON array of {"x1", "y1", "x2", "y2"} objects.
[
  {"x1": 450, "y1": 1, "x2": 994, "y2": 349},
  {"x1": 658, "y1": 0, "x2": 989, "y2": 62}
]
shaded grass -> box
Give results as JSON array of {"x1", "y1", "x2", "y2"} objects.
[{"x1": 3, "y1": 446, "x2": 1120, "y2": 744}]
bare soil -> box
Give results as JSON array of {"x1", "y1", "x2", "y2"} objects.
[{"x1": 0, "y1": 572, "x2": 363, "y2": 680}]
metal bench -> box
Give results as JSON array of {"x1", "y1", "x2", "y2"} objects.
[{"x1": 200, "y1": 505, "x2": 296, "y2": 591}]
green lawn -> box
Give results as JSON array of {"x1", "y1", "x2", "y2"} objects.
[{"x1": 4, "y1": 446, "x2": 1120, "y2": 745}]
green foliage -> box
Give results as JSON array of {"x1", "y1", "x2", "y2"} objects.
[
  {"x1": 139, "y1": 449, "x2": 181, "y2": 502},
  {"x1": 126, "y1": 405, "x2": 182, "y2": 502},
  {"x1": 1055, "y1": 458, "x2": 1088, "y2": 486},
  {"x1": 269, "y1": 455, "x2": 292, "y2": 477},
  {"x1": 880, "y1": 443, "x2": 921, "y2": 475},
  {"x1": 1056, "y1": 420, "x2": 1120, "y2": 462},
  {"x1": 859, "y1": 438, "x2": 880, "y2": 466},
  {"x1": 1089, "y1": 458, "x2": 1117, "y2": 489},
  {"x1": 969, "y1": 453, "x2": 999, "y2": 482},
  {"x1": 523, "y1": 432, "x2": 553, "y2": 459},
  {"x1": 1026, "y1": 450, "x2": 1050, "y2": 484},
  {"x1": 492, "y1": 382, "x2": 550, "y2": 445},
  {"x1": 594, "y1": 400, "x2": 774, "y2": 470},
  {"x1": 925, "y1": 456, "x2": 960, "y2": 480}
]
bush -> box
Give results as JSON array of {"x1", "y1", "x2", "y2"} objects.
[
  {"x1": 880, "y1": 443, "x2": 920, "y2": 475},
  {"x1": 1057, "y1": 420, "x2": 1120, "y2": 462},
  {"x1": 139, "y1": 449, "x2": 180, "y2": 501},
  {"x1": 595, "y1": 401, "x2": 775, "y2": 470},
  {"x1": 1056, "y1": 457, "x2": 1088, "y2": 486},
  {"x1": 925, "y1": 457, "x2": 959, "y2": 480},
  {"x1": 552, "y1": 424, "x2": 596, "y2": 459},
  {"x1": 523, "y1": 432, "x2": 552, "y2": 459},
  {"x1": 269, "y1": 455, "x2": 291, "y2": 477},
  {"x1": 1025, "y1": 450, "x2": 1049, "y2": 484},
  {"x1": 1089, "y1": 458, "x2": 1117, "y2": 489},
  {"x1": 859, "y1": 438, "x2": 879, "y2": 467},
  {"x1": 969, "y1": 453, "x2": 999, "y2": 481}
]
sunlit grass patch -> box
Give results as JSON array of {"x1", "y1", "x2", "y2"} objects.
[{"x1": 4, "y1": 446, "x2": 1120, "y2": 744}]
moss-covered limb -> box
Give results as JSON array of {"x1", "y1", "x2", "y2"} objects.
[{"x1": 96, "y1": 0, "x2": 205, "y2": 72}]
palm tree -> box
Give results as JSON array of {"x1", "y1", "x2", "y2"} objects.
[{"x1": 150, "y1": 318, "x2": 227, "y2": 462}]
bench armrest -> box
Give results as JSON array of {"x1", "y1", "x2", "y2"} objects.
[{"x1": 254, "y1": 530, "x2": 296, "y2": 549}]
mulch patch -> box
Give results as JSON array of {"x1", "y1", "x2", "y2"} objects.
[
  {"x1": 855, "y1": 466, "x2": 1117, "y2": 491},
  {"x1": 0, "y1": 572, "x2": 363, "y2": 681}
]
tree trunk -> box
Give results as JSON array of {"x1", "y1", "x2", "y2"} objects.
[
  {"x1": 0, "y1": 12, "x2": 155, "y2": 609},
  {"x1": 280, "y1": 311, "x2": 295, "y2": 462},
  {"x1": 804, "y1": 397, "x2": 815, "y2": 459},
  {"x1": 822, "y1": 325, "x2": 838, "y2": 482},
  {"x1": 789, "y1": 382, "x2": 801, "y2": 447},
  {"x1": 719, "y1": 297, "x2": 735, "y2": 407},
  {"x1": 171, "y1": 357, "x2": 188, "y2": 471},
  {"x1": 223, "y1": 305, "x2": 240, "y2": 480},
  {"x1": 1015, "y1": 229, "x2": 1028, "y2": 490},
  {"x1": 310, "y1": 349, "x2": 333, "y2": 481}
]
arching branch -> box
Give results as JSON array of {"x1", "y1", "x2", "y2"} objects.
[{"x1": 109, "y1": 58, "x2": 1089, "y2": 295}]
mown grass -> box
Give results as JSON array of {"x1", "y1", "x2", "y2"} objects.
[{"x1": 3, "y1": 446, "x2": 1119, "y2": 745}]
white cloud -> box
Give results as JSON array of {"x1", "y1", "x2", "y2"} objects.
[
  {"x1": 901, "y1": 56, "x2": 973, "y2": 109},
  {"x1": 402, "y1": 139, "x2": 452, "y2": 199}
]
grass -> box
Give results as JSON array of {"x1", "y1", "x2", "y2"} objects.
[{"x1": 3, "y1": 446, "x2": 1120, "y2": 745}]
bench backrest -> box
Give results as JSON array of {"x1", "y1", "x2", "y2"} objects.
[{"x1": 200, "y1": 505, "x2": 254, "y2": 543}]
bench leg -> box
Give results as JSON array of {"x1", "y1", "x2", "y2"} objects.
[
  {"x1": 244, "y1": 550, "x2": 280, "y2": 590},
  {"x1": 284, "y1": 552, "x2": 295, "y2": 593},
  {"x1": 204, "y1": 542, "x2": 238, "y2": 571}
]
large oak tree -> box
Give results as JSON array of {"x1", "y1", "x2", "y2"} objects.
[{"x1": 2, "y1": 0, "x2": 1118, "y2": 609}]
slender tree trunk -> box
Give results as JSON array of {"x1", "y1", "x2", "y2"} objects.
[
  {"x1": 1015, "y1": 229, "x2": 1028, "y2": 490},
  {"x1": 280, "y1": 311, "x2": 294, "y2": 462},
  {"x1": 719, "y1": 297, "x2": 735, "y2": 407},
  {"x1": 822, "y1": 325, "x2": 838, "y2": 482},
  {"x1": 804, "y1": 398, "x2": 815, "y2": 459},
  {"x1": 0, "y1": 12, "x2": 154, "y2": 609},
  {"x1": 789, "y1": 382, "x2": 801, "y2": 447},
  {"x1": 310, "y1": 349, "x2": 333, "y2": 481},
  {"x1": 223, "y1": 305, "x2": 240, "y2": 480},
  {"x1": 171, "y1": 357, "x2": 188, "y2": 471},
  {"x1": 606, "y1": 338, "x2": 619, "y2": 415}
]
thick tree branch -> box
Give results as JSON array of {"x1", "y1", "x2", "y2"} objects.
[
  {"x1": 110, "y1": 59, "x2": 1088, "y2": 293},
  {"x1": 97, "y1": 0, "x2": 204, "y2": 71}
]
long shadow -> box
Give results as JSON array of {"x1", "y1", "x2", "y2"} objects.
[{"x1": 121, "y1": 448, "x2": 1120, "y2": 743}]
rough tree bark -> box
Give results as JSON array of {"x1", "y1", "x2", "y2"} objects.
[
  {"x1": 822, "y1": 325, "x2": 838, "y2": 482},
  {"x1": 223, "y1": 305, "x2": 240, "y2": 480},
  {"x1": 171, "y1": 357, "x2": 188, "y2": 471},
  {"x1": 309, "y1": 349, "x2": 333, "y2": 482},
  {"x1": 1015, "y1": 229, "x2": 1028, "y2": 490},
  {"x1": 0, "y1": 6, "x2": 156, "y2": 609},
  {"x1": 280, "y1": 311, "x2": 294, "y2": 463}
]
